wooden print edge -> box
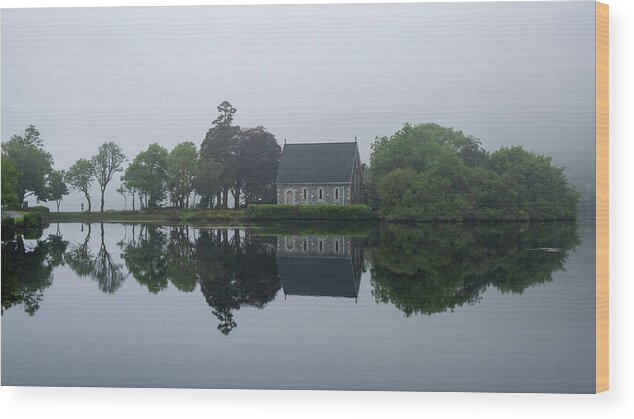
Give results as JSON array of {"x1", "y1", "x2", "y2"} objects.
[{"x1": 595, "y1": 0, "x2": 609, "y2": 394}]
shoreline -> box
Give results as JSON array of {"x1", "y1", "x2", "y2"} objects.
[{"x1": 44, "y1": 209, "x2": 585, "y2": 225}]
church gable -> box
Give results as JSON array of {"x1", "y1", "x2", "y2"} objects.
[{"x1": 275, "y1": 142, "x2": 364, "y2": 205}]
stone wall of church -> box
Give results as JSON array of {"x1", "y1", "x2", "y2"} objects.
[{"x1": 276, "y1": 183, "x2": 351, "y2": 205}]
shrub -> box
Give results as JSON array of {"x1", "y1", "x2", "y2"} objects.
[{"x1": 22, "y1": 212, "x2": 43, "y2": 227}]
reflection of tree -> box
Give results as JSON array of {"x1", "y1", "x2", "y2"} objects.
[
  {"x1": 93, "y1": 223, "x2": 126, "y2": 293},
  {"x1": 369, "y1": 222, "x2": 580, "y2": 316},
  {"x1": 196, "y1": 229, "x2": 280, "y2": 335},
  {"x1": 120, "y1": 225, "x2": 169, "y2": 294},
  {"x1": 117, "y1": 226, "x2": 280, "y2": 335},
  {"x1": 166, "y1": 228, "x2": 197, "y2": 292},
  {"x1": 2, "y1": 233, "x2": 68, "y2": 315},
  {"x1": 65, "y1": 223, "x2": 94, "y2": 277},
  {"x1": 65, "y1": 223, "x2": 126, "y2": 293}
]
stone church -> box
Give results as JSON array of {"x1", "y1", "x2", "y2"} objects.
[{"x1": 275, "y1": 142, "x2": 364, "y2": 205}]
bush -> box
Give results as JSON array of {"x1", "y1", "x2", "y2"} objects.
[
  {"x1": 245, "y1": 204, "x2": 378, "y2": 221},
  {"x1": 30, "y1": 206, "x2": 50, "y2": 223},
  {"x1": 22, "y1": 212, "x2": 43, "y2": 227},
  {"x1": 1, "y1": 216, "x2": 16, "y2": 240}
]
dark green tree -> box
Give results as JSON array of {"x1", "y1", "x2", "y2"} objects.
[
  {"x1": 125, "y1": 143, "x2": 169, "y2": 208},
  {"x1": 199, "y1": 101, "x2": 240, "y2": 208},
  {"x1": 1, "y1": 155, "x2": 20, "y2": 207},
  {"x1": 370, "y1": 123, "x2": 578, "y2": 221},
  {"x1": 167, "y1": 142, "x2": 198, "y2": 208},
  {"x1": 192, "y1": 159, "x2": 222, "y2": 209},
  {"x1": 1, "y1": 125, "x2": 54, "y2": 204},
  {"x1": 234, "y1": 126, "x2": 282, "y2": 206},
  {"x1": 487, "y1": 146, "x2": 580, "y2": 219}
]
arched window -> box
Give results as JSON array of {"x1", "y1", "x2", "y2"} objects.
[
  {"x1": 335, "y1": 241, "x2": 339, "y2": 253},
  {"x1": 319, "y1": 241, "x2": 323, "y2": 252},
  {"x1": 335, "y1": 188, "x2": 339, "y2": 200},
  {"x1": 318, "y1": 188, "x2": 323, "y2": 200},
  {"x1": 303, "y1": 240, "x2": 307, "y2": 251},
  {"x1": 303, "y1": 188, "x2": 307, "y2": 200},
  {"x1": 285, "y1": 237, "x2": 294, "y2": 250},
  {"x1": 285, "y1": 190, "x2": 293, "y2": 204}
]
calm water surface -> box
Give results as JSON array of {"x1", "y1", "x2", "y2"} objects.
[{"x1": 1, "y1": 221, "x2": 595, "y2": 392}]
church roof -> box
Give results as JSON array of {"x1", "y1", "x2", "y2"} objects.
[{"x1": 276, "y1": 142, "x2": 359, "y2": 184}]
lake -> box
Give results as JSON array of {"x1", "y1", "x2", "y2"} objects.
[{"x1": 1, "y1": 221, "x2": 595, "y2": 392}]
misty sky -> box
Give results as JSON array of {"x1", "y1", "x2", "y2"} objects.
[{"x1": 1, "y1": 2, "x2": 596, "y2": 210}]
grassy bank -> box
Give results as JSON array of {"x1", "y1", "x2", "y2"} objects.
[{"x1": 47, "y1": 204, "x2": 379, "y2": 225}]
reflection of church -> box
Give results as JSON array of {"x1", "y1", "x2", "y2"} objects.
[{"x1": 276, "y1": 236, "x2": 363, "y2": 300}]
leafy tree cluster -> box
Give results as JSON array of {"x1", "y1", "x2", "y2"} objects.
[
  {"x1": 196, "y1": 101, "x2": 281, "y2": 209},
  {"x1": 1, "y1": 126, "x2": 68, "y2": 209},
  {"x1": 2, "y1": 126, "x2": 127, "y2": 213},
  {"x1": 369, "y1": 123, "x2": 579, "y2": 221},
  {"x1": 118, "y1": 101, "x2": 281, "y2": 210},
  {"x1": 65, "y1": 141, "x2": 126, "y2": 213}
]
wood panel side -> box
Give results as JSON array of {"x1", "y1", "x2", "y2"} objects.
[{"x1": 595, "y1": 0, "x2": 609, "y2": 394}]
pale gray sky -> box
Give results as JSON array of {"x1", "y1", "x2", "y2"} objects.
[{"x1": 1, "y1": 2, "x2": 595, "y2": 210}]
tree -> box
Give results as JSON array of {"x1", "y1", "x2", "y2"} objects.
[
  {"x1": 1, "y1": 155, "x2": 20, "y2": 207},
  {"x1": 120, "y1": 176, "x2": 137, "y2": 211},
  {"x1": 1, "y1": 125, "x2": 54, "y2": 203},
  {"x1": 116, "y1": 186, "x2": 127, "y2": 211},
  {"x1": 167, "y1": 142, "x2": 198, "y2": 208},
  {"x1": 48, "y1": 170, "x2": 69, "y2": 212},
  {"x1": 91, "y1": 142, "x2": 126, "y2": 212},
  {"x1": 199, "y1": 101, "x2": 240, "y2": 208},
  {"x1": 487, "y1": 146, "x2": 580, "y2": 219},
  {"x1": 65, "y1": 158, "x2": 95, "y2": 212},
  {"x1": 125, "y1": 143, "x2": 169, "y2": 208},
  {"x1": 192, "y1": 159, "x2": 222, "y2": 209},
  {"x1": 234, "y1": 126, "x2": 281, "y2": 206},
  {"x1": 370, "y1": 123, "x2": 578, "y2": 221},
  {"x1": 370, "y1": 123, "x2": 487, "y2": 180}
]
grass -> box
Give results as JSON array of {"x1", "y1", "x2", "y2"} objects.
[{"x1": 47, "y1": 205, "x2": 379, "y2": 225}]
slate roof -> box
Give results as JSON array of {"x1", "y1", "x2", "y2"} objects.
[
  {"x1": 276, "y1": 256, "x2": 360, "y2": 298},
  {"x1": 276, "y1": 142, "x2": 358, "y2": 183}
]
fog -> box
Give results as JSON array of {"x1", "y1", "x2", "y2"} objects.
[{"x1": 1, "y1": 2, "x2": 595, "y2": 211}]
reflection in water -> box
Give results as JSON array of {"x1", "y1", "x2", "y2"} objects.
[
  {"x1": 116, "y1": 226, "x2": 280, "y2": 334},
  {"x1": 1, "y1": 234, "x2": 67, "y2": 315},
  {"x1": 65, "y1": 223, "x2": 126, "y2": 294},
  {"x1": 369, "y1": 223, "x2": 580, "y2": 316},
  {"x1": 195, "y1": 229, "x2": 280, "y2": 335},
  {"x1": 2, "y1": 222, "x2": 580, "y2": 331},
  {"x1": 277, "y1": 235, "x2": 363, "y2": 300}
]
